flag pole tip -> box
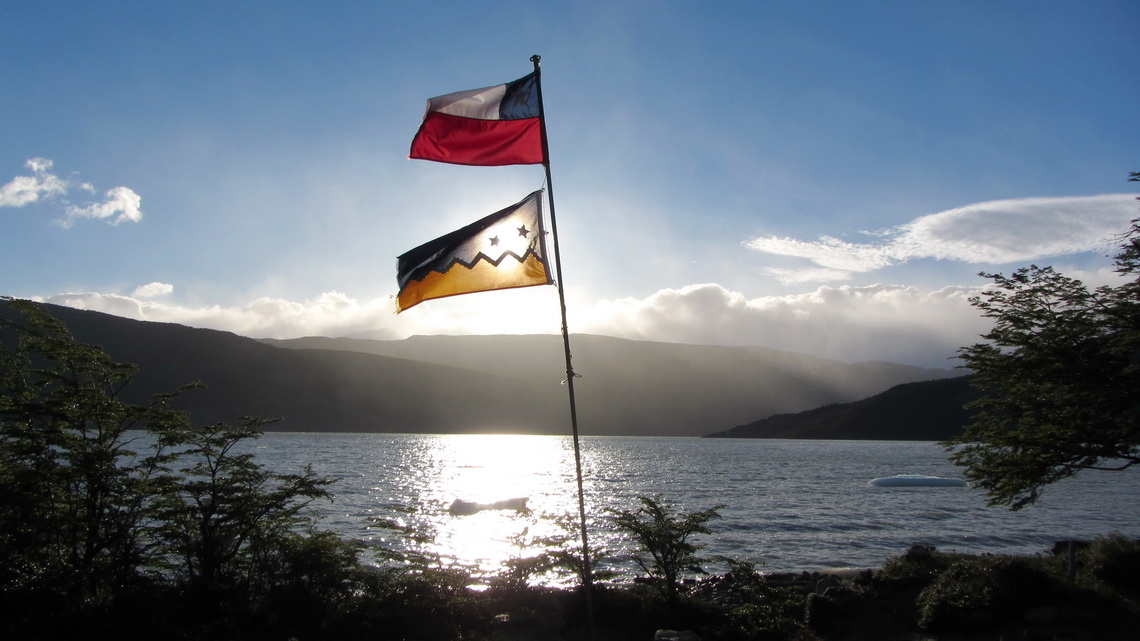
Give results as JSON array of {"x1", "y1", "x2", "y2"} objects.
[{"x1": 530, "y1": 54, "x2": 541, "y2": 66}]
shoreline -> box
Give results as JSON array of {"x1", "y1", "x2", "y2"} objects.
[{"x1": 466, "y1": 540, "x2": 1139, "y2": 640}]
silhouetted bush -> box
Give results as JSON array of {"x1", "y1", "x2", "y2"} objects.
[
  {"x1": 876, "y1": 544, "x2": 958, "y2": 588},
  {"x1": 915, "y1": 555, "x2": 1055, "y2": 631},
  {"x1": 610, "y1": 494, "x2": 724, "y2": 604},
  {"x1": 1082, "y1": 533, "x2": 1140, "y2": 597}
]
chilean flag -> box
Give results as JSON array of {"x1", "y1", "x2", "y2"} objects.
[{"x1": 409, "y1": 73, "x2": 546, "y2": 166}]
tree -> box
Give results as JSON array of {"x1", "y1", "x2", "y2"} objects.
[
  {"x1": 0, "y1": 299, "x2": 360, "y2": 638},
  {"x1": 0, "y1": 298, "x2": 190, "y2": 606},
  {"x1": 945, "y1": 181, "x2": 1140, "y2": 510},
  {"x1": 609, "y1": 495, "x2": 723, "y2": 603},
  {"x1": 538, "y1": 513, "x2": 615, "y2": 589},
  {"x1": 151, "y1": 417, "x2": 337, "y2": 594}
]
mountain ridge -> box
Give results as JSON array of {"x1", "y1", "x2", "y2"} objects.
[
  {"x1": 705, "y1": 375, "x2": 979, "y2": 440},
  {"x1": 1, "y1": 301, "x2": 959, "y2": 437}
]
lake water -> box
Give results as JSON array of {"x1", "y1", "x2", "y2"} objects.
[{"x1": 247, "y1": 433, "x2": 1140, "y2": 583}]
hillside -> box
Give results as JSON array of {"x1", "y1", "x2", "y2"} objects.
[
  {"x1": 2, "y1": 301, "x2": 957, "y2": 436},
  {"x1": 0, "y1": 301, "x2": 534, "y2": 433},
  {"x1": 264, "y1": 334, "x2": 957, "y2": 436},
  {"x1": 705, "y1": 375, "x2": 979, "y2": 440}
]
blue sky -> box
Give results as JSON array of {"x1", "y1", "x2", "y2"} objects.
[{"x1": 2, "y1": 1, "x2": 1136, "y2": 368}]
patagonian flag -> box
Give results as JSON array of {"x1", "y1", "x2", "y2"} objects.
[
  {"x1": 409, "y1": 73, "x2": 545, "y2": 166},
  {"x1": 396, "y1": 191, "x2": 552, "y2": 312}
]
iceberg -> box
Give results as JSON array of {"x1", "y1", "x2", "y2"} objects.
[
  {"x1": 868, "y1": 474, "x2": 967, "y2": 487},
  {"x1": 448, "y1": 497, "x2": 530, "y2": 516}
]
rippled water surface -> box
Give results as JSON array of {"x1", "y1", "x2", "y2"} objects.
[{"x1": 249, "y1": 433, "x2": 1140, "y2": 579}]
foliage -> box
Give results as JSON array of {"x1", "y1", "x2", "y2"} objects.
[
  {"x1": 698, "y1": 559, "x2": 806, "y2": 640},
  {"x1": 0, "y1": 298, "x2": 190, "y2": 607},
  {"x1": 870, "y1": 542, "x2": 1140, "y2": 638},
  {"x1": 151, "y1": 418, "x2": 336, "y2": 591},
  {"x1": 0, "y1": 299, "x2": 360, "y2": 638},
  {"x1": 371, "y1": 504, "x2": 477, "y2": 590},
  {"x1": 876, "y1": 545, "x2": 962, "y2": 587},
  {"x1": 945, "y1": 193, "x2": 1140, "y2": 509},
  {"x1": 915, "y1": 555, "x2": 1055, "y2": 631},
  {"x1": 489, "y1": 526, "x2": 560, "y2": 592},
  {"x1": 1081, "y1": 533, "x2": 1140, "y2": 597},
  {"x1": 144, "y1": 415, "x2": 350, "y2": 637},
  {"x1": 609, "y1": 494, "x2": 724, "y2": 603},
  {"x1": 533, "y1": 512, "x2": 616, "y2": 588}
]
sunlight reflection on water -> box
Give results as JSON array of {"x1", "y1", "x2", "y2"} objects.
[
  {"x1": 401, "y1": 434, "x2": 574, "y2": 579},
  {"x1": 245, "y1": 433, "x2": 1140, "y2": 584}
]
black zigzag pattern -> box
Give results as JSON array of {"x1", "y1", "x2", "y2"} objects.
[{"x1": 414, "y1": 246, "x2": 546, "y2": 282}]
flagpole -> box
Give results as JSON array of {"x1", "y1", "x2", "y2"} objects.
[{"x1": 530, "y1": 54, "x2": 595, "y2": 632}]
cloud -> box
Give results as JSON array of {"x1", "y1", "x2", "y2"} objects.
[
  {"x1": 1, "y1": 158, "x2": 142, "y2": 227},
  {"x1": 38, "y1": 280, "x2": 987, "y2": 368},
  {"x1": 746, "y1": 194, "x2": 1138, "y2": 276},
  {"x1": 43, "y1": 290, "x2": 403, "y2": 341},
  {"x1": 0, "y1": 158, "x2": 68, "y2": 207},
  {"x1": 747, "y1": 235, "x2": 897, "y2": 272},
  {"x1": 43, "y1": 292, "x2": 151, "y2": 321},
  {"x1": 60, "y1": 186, "x2": 143, "y2": 228},
  {"x1": 764, "y1": 266, "x2": 853, "y2": 285},
  {"x1": 574, "y1": 282, "x2": 990, "y2": 367},
  {"x1": 132, "y1": 282, "x2": 174, "y2": 298}
]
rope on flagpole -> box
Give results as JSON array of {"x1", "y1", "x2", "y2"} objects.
[{"x1": 530, "y1": 53, "x2": 595, "y2": 638}]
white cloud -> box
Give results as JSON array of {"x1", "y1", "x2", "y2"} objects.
[
  {"x1": 763, "y1": 266, "x2": 853, "y2": 285},
  {"x1": 746, "y1": 194, "x2": 1138, "y2": 277},
  {"x1": 0, "y1": 157, "x2": 143, "y2": 228},
  {"x1": 747, "y1": 235, "x2": 896, "y2": 272},
  {"x1": 43, "y1": 292, "x2": 149, "y2": 321},
  {"x1": 60, "y1": 186, "x2": 143, "y2": 228},
  {"x1": 895, "y1": 195, "x2": 1137, "y2": 263},
  {"x1": 43, "y1": 290, "x2": 403, "y2": 341},
  {"x1": 0, "y1": 158, "x2": 68, "y2": 207},
  {"x1": 132, "y1": 282, "x2": 174, "y2": 298},
  {"x1": 574, "y1": 282, "x2": 990, "y2": 367},
  {"x1": 35, "y1": 281, "x2": 1002, "y2": 368}
]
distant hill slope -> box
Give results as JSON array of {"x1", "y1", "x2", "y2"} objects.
[
  {"x1": 1, "y1": 301, "x2": 956, "y2": 436},
  {"x1": 705, "y1": 375, "x2": 979, "y2": 440},
  {"x1": 265, "y1": 335, "x2": 957, "y2": 436},
  {"x1": 0, "y1": 301, "x2": 532, "y2": 433}
]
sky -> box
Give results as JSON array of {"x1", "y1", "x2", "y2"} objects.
[{"x1": 2, "y1": 1, "x2": 1137, "y2": 369}]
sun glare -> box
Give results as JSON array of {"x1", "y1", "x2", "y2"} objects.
[{"x1": 412, "y1": 434, "x2": 577, "y2": 580}]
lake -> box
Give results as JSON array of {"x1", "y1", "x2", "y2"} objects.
[{"x1": 246, "y1": 433, "x2": 1140, "y2": 583}]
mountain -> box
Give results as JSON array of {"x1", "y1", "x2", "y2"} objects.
[
  {"x1": 259, "y1": 335, "x2": 957, "y2": 436},
  {"x1": 705, "y1": 375, "x2": 979, "y2": 440},
  {"x1": 0, "y1": 301, "x2": 535, "y2": 433},
  {"x1": 1, "y1": 301, "x2": 957, "y2": 436}
]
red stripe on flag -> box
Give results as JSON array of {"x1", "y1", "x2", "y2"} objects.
[{"x1": 410, "y1": 113, "x2": 544, "y2": 166}]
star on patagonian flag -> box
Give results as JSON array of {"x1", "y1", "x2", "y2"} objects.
[{"x1": 396, "y1": 191, "x2": 552, "y2": 312}]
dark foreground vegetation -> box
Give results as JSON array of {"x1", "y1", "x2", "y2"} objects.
[{"x1": 5, "y1": 531, "x2": 1140, "y2": 640}]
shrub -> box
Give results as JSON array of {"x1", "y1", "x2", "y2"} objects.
[
  {"x1": 534, "y1": 512, "x2": 615, "y2": 588},
  {"x1": 610, "y1": 495, "x2": 724, "y2": 604},
  {"x1": 876, "y1": 545, "x2": 960, "y2": 589},
  {"x1": 916, "y1": 556, "x2": 1054, "y2": 631},
  {"x1": 1082, "y1": 533, "x2": 1140, "y2": 597}
]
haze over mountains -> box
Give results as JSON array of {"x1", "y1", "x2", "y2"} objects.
[{"x1": 1, "y1": 302, "x2": 960, "y2": 437}]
